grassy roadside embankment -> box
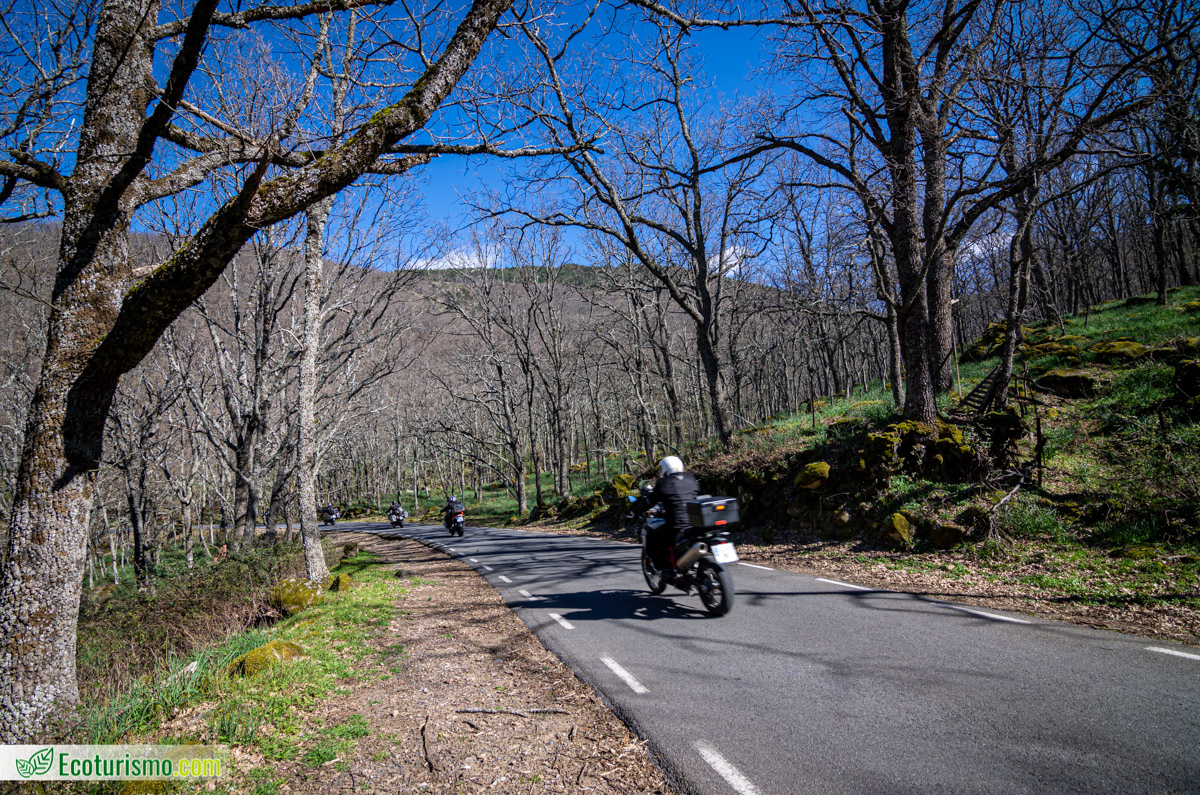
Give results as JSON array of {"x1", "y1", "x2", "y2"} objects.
[
  {"x1": 523, "y1": 287, "x2": 1200, "y2": 644},
  {"x1": 66, "y1": 535, "x2": 672, "y2": 794}
]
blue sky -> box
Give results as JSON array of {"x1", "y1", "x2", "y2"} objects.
[{"x1": 413, "y1": 24, "x2": 771, "y2": 231}]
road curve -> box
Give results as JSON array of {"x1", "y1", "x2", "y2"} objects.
[{"x1": 334, "y1": 521, "x2": 1200, "y2": 794}]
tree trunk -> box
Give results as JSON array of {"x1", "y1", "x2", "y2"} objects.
[
  {"x1": 298, "y1": 199, "x2": 332, "y2": 584},
  {"x1": 695, "y1": 327, "x2": 731, "y2": 445}
]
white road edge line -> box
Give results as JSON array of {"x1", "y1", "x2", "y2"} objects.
[
  {"x1": 518, "y1": 589, "x2": 540, "y2": 600},
  {"x1": 600, "y1": 656, "x2": 648, "y2": 694},
  {"x1": 694, "y1": 740, "x2": 761, "y2": 795},
  {"x1": 738, "y1": 562, "x2": 773, "y2": 571},
  {"x1": 548, "y1": 613, "x2": 575, "y2": 630},
  {"x1": 1147, "y1": 646, "x2": 1200, "y2": 661},
  {"x1": 498, "y1": 575, "x2": 512, "y2": 583},
  {"x1": 931, "y1": 601, "x2": 1030, "y2": 624},
  {"x1": 816, "y1": 577, "x2": 873, "y2": 591}
]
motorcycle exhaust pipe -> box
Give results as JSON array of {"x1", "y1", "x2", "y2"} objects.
[{"x1": 674, "y1": 542, "x2": 710, "y2": 572}]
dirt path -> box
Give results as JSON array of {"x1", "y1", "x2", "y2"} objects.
[{"x1": 268, "y1": 533, "x2": 675, "y2": 793}]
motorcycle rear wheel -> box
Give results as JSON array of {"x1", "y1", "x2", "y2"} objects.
[
  {"x1": 641, "y1": 550, "x2": 667, "y2": 594},
  {"x1": 697, "y1": 561, "x2": 733, "y2": 616}
]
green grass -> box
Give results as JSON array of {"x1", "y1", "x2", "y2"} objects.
[
  {"x1": 1002, "y1": 496, "x2": 1073, "y2": 543},
  {"x1": 1066, "y1": 285, "x2": 1200, "y2": 344},
  {"x1": 74, "y1": 549, "x2": 411, "y2": 788}
]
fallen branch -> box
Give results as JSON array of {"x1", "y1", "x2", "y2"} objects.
[
  {"x1": 420, "y1": 715, "x2": 440, "y2": 772},
  {"x1": 989, "y1": 472, "x2": 1025, "y2": 517},
  {"x1": 455, "y1": 707, "x2": 569, "y2": 719}
]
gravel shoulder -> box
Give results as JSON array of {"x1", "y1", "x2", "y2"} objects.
[{"x1": 260, "y1": 532, "x2": 674, "y2": 793}]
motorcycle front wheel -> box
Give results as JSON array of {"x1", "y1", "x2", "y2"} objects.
[
  {"x1": 641, "y1": 550, "x2": 667, "y2": 594},
  {"x1": 697, "y1": 561, "x2": 734, "y2": 616}
]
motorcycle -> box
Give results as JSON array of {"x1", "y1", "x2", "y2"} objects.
[
  {"x1": 445, "y1": 508, "x2": 465, "y2": 537},
  {"x1": 387, "y1": 507, "x2": 407, "y2": 528},
  {"x1": 630, "y1": 492, "x2": 738, "y2": 616},
  {"x1": 319, "y1": 505, "x2": 341, "y2": 526}
]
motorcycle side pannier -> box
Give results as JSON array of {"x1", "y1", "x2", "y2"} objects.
[{"x1": 687, "y1": 496, "x2": 740, "y2": 528}]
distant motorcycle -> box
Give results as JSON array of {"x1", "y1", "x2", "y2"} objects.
[
  {"x1": 445, "y1": 507, "x2": 466, "y2": 537},
  {"x1": 319, "y1": 505, "x2": 341, "y2": 526},
  {"x1": 388, "y1": 507, "x2": 408, "y2": 528},
  {"x1": 631, "y1": 492, "x2": 739, "y2": 616}
]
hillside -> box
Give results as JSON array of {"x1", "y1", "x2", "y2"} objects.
[{"x1": 532, "y1": 286, "x2": 1200, "y2": 645}]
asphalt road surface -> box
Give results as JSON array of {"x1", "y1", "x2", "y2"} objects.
[{"x1": 333, "y1": 520, "x2": 1200, "y2": 794}]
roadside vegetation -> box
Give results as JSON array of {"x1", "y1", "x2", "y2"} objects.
[
  {"x1": 526, "y1": 288, "x2": 1200, "y2": 642},
  {"x1": 63, "y1": 543, "x2": 408, "y2": 792}
]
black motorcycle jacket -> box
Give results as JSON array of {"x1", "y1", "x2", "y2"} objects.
[{"x1": 651, "y1": 472, "x2": 701, "y2": 534}]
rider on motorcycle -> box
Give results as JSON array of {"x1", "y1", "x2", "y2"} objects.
[
  {"x1": 442, "y1": 496, "x2": 464, "y2": 529},
  {"x1": 388, "y1": 500, "x2": 407, "y2": 518},
  {"x1": 647, "y1": 456, "x2": 701, "y2": 571}
]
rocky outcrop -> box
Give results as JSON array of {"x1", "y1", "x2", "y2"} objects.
[
  {"x1": 1089, "y1": 339, "x2": 1149, "y2": 363},
  {"x1": 930, "y1": 522, "x2": 967, "y2": 549},
  {"x1": 269, "y1": 578, "x2": 323, "y2": 616},
  {"x1": 880, "y1": 512, "x2": 913, "y2": 549},
  {"x1": 1036, "y1": 369, "x2": 1098, "y2": 398},
  {"x1": 794, "y1": 462, "x2": 830, "y2": 490},
  {"x1": 227, "y1": 640, "x2": 304, "y2": 677}
]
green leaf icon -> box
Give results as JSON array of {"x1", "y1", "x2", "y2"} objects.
[
  {"x1": 15, "y1": 748, "x2": 52, "y2": 778},
  {"x1": 30, "y1": 748, "x2": 53, "y2": 775}
]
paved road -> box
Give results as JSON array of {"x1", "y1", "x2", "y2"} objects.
[{"x1": 334, "y1": 521, "x2": 1200, "y2": 794}]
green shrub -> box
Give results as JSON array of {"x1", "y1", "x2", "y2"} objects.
[{"x1": 1002, "y1": 498, "x2": 1072, "y2": 542}]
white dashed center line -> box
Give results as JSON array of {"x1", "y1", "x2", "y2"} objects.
[
  {"x1": 548, "y1": 613, "x2": 575, "y2": 630},
  {"x1": 498, "y1": 575, "x2": 512, "y2": 583},
  {"x1": 931, "y1": 601, "x2": 1030, "y2": 624},
  {"x1": 817, "y1": 577, "x2": 873, "y2": 591},
  {"x1": 601, "y1": 656, "x2": 648, "y2": 694},
  {"x1": 738, "y1": 562, "x2": 773, "y2": 571},
  {"x1": 1147, "y1": 646, "x2": 1200, "y2": 661},
  {"x1": 518, "y1": 589, "x2": 540, "y2": 600},
  {"x1": 469, "y1": 558, "x2": 479, "y2": 563},
  {"x1": 694, "y1": 741, "x2": 761, "y2": 795},
  {"x1": 482, "y1": 565, "x2": 493, "y2": 571}
]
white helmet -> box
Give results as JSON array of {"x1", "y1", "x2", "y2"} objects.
[{"x1": 658, "y1": 455, "x2": 684, "y2": 478}]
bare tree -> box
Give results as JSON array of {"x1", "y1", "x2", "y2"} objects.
[{"x1": 0, "y1": 0, "x2": 514, "y2": 742}]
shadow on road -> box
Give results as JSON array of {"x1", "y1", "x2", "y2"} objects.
[{"x1": 523, "y1": 587, "x2": 712, "y2": 621}]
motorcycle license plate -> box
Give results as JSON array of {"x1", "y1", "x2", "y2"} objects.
[{"x1": 712, "y1": 542, "x2": 738, "y2": 563}]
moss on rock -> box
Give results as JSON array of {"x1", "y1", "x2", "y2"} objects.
[
  {"x1": 881, "y1": 512, "x2": 913, "y2": 549},
  {"x1": 1036, "y1": 369, "x2": 1098, "y2": 398},
  {"x1": 269, "y1": 577, "x2": 323, "y2": 616},
  {"x1": 1182, "y1": 301, "x2": 1200, "y2": 313},
  {"x1": 227, "y1": 640, "x2": 304, "y2": 677},
  {"x1": 603, "y1": 473, "x2": 639, "y2": 502},
  {"x1": 325, "y1": 573, "x2": 353, "y2": 592},
  {"x1": 1112, "y1": 545, "x2": 1157, "y2": 560},
  {"x1": 1090, "y1": 339, "x2": 1149, "y2": 363},
  {"x1": 795, "y1": 461, "x2": 831, "y2": 490},
  {"x1": 930, "y1": 522, "x2": 967, "y2": 549}
]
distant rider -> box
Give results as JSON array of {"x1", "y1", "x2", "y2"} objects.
[
  {"x1": 443, "y1": 496, "x2": 464, "y2": 529},
  {"x1": 647, "y1": 456, "x2": 701, "y2": 571},
  {"x1": 388, "y1": 500, "x2": 408, "y2": 520}
]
